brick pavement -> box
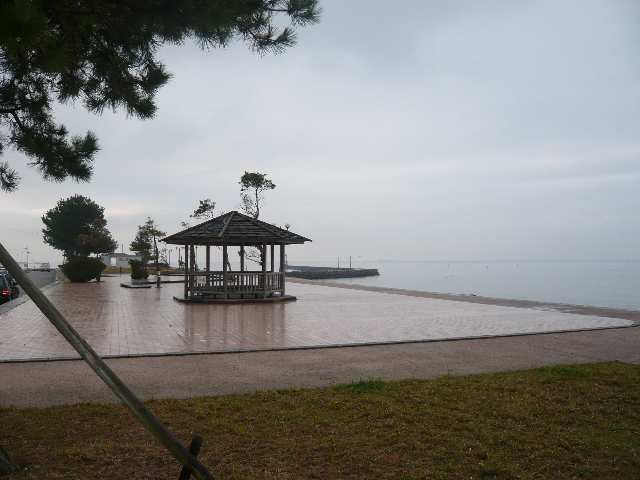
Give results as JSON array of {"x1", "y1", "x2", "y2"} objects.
[
  {"x1": 0, "y1": 276, "x2": 634, "y2": 362},
  {"x1": 1, "y1": 326, "x2": 638, "y2": 407}
]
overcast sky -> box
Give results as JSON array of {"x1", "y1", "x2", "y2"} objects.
[{"x1": 1, "y1": 0, "x2": 639, "y2": 266}]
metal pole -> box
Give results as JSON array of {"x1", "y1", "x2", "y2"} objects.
[{"x1": 0, "y1": 240, "x2": 214, "y2": 480}]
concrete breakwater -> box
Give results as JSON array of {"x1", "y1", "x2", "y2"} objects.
[{"x1": 287, "y1": 265, "x2": 379, "y2": 280}]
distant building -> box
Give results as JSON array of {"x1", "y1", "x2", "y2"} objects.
[
  {"x1": 99, "y1": 253, "x2": 142, "y2": 268},
  {"x1": 0, "y1": 262, "x2": 49, "y2": 271}
]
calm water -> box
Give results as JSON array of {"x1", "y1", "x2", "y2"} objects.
[{"x1": 299, "y1": 261, "x2": 640, "y2": 310}]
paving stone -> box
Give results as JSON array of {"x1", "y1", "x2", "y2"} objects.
[{"x1": 0, "y1": 277, "x2": 633, "y2": 362}]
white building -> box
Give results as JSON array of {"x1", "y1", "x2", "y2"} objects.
[{"x1": 99, "y1": 253, "x2": 142, "y2": 268}]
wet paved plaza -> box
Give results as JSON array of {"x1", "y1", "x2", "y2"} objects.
[{"x1": 0, "y1": 276, "x2": 634, "y2": 361}]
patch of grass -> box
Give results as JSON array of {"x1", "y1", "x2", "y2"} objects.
[
  {"x1": 1, "y1": 362, "x2": 640, "y2": 479},
  {"x1": 333, "y1": 378, "x2": 387, "y2": 393},
  {"x1": 537, "y1": 364, "x2": 594, "y2": 379}
]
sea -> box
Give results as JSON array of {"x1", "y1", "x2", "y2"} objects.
[{"x1": 296, "y1": 260, "x2": 640, "y2": 310}]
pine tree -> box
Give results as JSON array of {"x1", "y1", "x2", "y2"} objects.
[
  {"x1": 0, "y1": 1, "x2": 320, "y2": 192},
  {"x1": 240, "y1": 171, "x2": 276, "y2": 219},
  {"x1": 239, "y1": 171, "x2": 276, "y2": 267},
  {"x1": 191, "y1": 198, "x2": 217, "y2": 221},
  {"x1": 41, "y1": 195, "x2": 117, "y2": 257},
  {"x1": 130, "y1": 218, "x2": 166, "y2": 266}
]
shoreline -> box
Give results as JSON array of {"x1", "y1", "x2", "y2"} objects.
[{"x1": 288, "y1": 278, "x2": 640, "y2": 322}]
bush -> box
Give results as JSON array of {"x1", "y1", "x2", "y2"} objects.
[
  {"x1": 61, "y1": 256, "x2": 106, "y2": 282},
  {"x1": 129, "y1": 259, "x2": 149, "y2": 280}
]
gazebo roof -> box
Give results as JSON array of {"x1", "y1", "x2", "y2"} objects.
[{"x1": 161, "y1": 211, "x2": 311, "y2": 246}]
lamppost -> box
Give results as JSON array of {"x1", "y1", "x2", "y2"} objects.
[{"x1": 24, "y1": 247, "x2": 30, "y2": 269}]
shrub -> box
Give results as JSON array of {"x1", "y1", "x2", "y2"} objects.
[
  {"x1": 129, "y1": 259, "x2": 149, "y2": 280},
  {"x1": 61, "y1": 256, "x2": 106, "y2": 282}
]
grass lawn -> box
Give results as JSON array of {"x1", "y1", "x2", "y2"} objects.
[{"x1": 1, "y1": 362, "x2": 639, "y2": 479}]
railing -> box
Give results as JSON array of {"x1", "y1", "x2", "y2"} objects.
[{"x1": 184, "y1": 271, "x2": 285, "y2": 300}]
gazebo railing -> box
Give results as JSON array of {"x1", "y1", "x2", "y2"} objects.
[{"x1": 184, "y1": 271, "x2": 284, "y2": 299}]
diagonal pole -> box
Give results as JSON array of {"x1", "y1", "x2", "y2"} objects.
[
  {"x1": 179, "y1": 435, "x2": 204, "y2": 480},
  {"x1": 0, "y1": 241, "x2": 214, "y2": 480},
  {"x1": 0, "y1": 446, "x2": 18, "y2": 475}
]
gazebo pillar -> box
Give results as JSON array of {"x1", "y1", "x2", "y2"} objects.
[
  {"x1": 205, "y1": 245, "x2": 210, "y2": 286},
  {"x1": 222, "y1": 245, "x2": 228, "y2": 299},
  {"x1": 239, "y1": 245, "x2": 245, "y2": 293},
  {"x1": 183, "y1": 244, "x2": 189, "y2": 299},
  {"x1": 190, "y1": 245, "x2": 196, "y2": 298},
  {"x1": 262, "y1": 244, "x2": 267, "y2": 298},
  {"x1": 280, "y1": 244, "x2": 286, "y2": 295},
  {"x1": 270, "y1": 244, "x2": 275, "y2": 272}
]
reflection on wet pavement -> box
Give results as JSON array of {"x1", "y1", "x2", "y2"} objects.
[{"x1": 0, "y1": 276, "x2": 633, "y2": 361}]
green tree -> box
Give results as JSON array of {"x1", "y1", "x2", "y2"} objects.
[
  {"x1": 42, "y1": 194, "x2": 117, "y2": 257},
  {"x1": 0, "y1": 1, "x2": 320, "y2": 192},
  {"x1": 240, "y1": 171, "x2": 276, "y2": 219},
  {"x1": 239, "y1": 171, "x2": 276, "y2": 267},
  {"x1": 130, "y1": 217, "x2": 166, "y2": 267},
  {"x1": 190, "y1": 198, "x2": 217, "y2": 221}
]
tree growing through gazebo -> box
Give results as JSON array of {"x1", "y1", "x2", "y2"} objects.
[
  {"x1": 191, "y1": 199, "x2": 217, "y2": 221},
  {"x1": 239, "y1": 171, "x2": 277, "y2": 267},
  {"x1": 240, "y1": 171, "x2": 276, "y2": 220}
]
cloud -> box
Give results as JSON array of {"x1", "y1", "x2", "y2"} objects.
[{"x1": 1, "y1": 0, "x2": 639, "y2": 264}]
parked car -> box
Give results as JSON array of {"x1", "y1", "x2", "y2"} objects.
[
  {"x1": 1, "y1": 275, "x2": 13, "y2": 304},
  {"x1": 0, "y1": 271, "x2": 20, "y2": 303}
]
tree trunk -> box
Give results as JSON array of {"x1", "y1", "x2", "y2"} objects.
[
  {"x1": 153, "y1": 236, "x2": 158, "y2": 274},
  {"x1": 254, "y1": 189, "x2": 260, "y2": 219}
]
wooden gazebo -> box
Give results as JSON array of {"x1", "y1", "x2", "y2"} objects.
[{"x1": 162, "y1": 211, "x2": 310, "y2": 303}]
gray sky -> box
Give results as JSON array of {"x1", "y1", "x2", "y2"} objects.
[{"x1": 1, "y1": 0, "x2": 639, "y2": 265}]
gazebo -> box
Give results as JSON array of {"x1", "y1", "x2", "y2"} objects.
[{"x1": 162, "y1": 211, "x2": 311, "y2": 303}]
